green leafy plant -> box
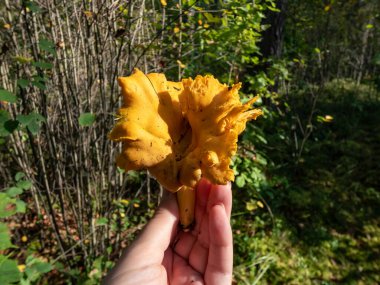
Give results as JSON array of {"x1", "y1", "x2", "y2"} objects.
[{"x1": 0, "y1": 173, "x2": 55, "y2": 285}]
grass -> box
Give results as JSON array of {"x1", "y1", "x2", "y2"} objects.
[{"x1": 232, "y1": 81, "x2": 380, "y2": 284}]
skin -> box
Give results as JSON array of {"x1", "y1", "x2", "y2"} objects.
[{"x1": 103, "y1": 178, "x2": 233, "y2": 285}]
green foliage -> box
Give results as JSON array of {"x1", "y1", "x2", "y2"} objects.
[
  {"x1": 79, "y1": 113, "x2": 96, "y2": 127},
  {"x1": 162, "y1": 0, "x2": 276, "y2": 91},
  {"x1": 32, "y1": 61, "x2": 53, "y2": 70},
  {"x1": 22, "y1": 256, "x2": 53, "y2": 284},
  {"x1": 38, "y1": 39, "x2": 56, "y2": 55},
  {"x1": 0, "y1": 223, "x2": 14, "y2": 250},
  {"x1": 16, "y1": 112, "x2": 46, "y2": 135},
  {"x1": 1, "y1": 0, "x2": 379, "y2": 283},
  {"x1": 0, "y1": 90, "x2": 17, "y2": 103},
  {"x1": 0, "y1": 174, "x2": 55, "y2": 285},
  {"x1": 0, "y1": 255, "x2": 21, "y2": 285},
  {"x1": 0, "y1": 110, "x2": 19, "y2": 137},
  {"x1": 230, "y1": 83, "x2": 380, "y2": 283},
  {"x1": 1, "y1": 108, "x2": 46, "y2": 137}
]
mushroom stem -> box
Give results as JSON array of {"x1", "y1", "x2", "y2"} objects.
[{"x1": 176, "y1": 185, "x2": 195, "y2": 230}]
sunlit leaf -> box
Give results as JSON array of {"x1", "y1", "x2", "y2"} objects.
[
  {"x1": 0, "y1": 223, "x2": 13, "y2": 250},
  {"x1": 235, "y1": 175, "x2": 246, "y2": 188},
  {"x1": 16, "y1": 200, "x2": 26, "y2": 213},
  {"x1": 6, "y1": 187, "x2": 23, "y2": 197},
  {"x1": 0, "y1": 90, "x2": 17, "y2": 103},
  {"x1": 0, "y1": 255, "x2": 21, "y2": 284},
  {"x1": 32, "y1": 61, "x2": 53, "y2": 69},
  {"x1": 25, "y1": 257, "x2": 53, "y2": 282},
  {"x1": 0, "y1": 193, "x2": 16, "y2": 218},
  {"x1": 96, "y1": 217, "x2": 108, "y2": 226},
  {"x1": 83, "y1": 10, "x2": 93, "y2": 18},
  {"x1": 13, "y1": 56, "x2": 33, "y2": 64},
  {"x1": 176, "y1": 60, "x2": 186, "y2": 68},
  {"x1": 16, "y1": 112, "x2": 46, "y2": 134},
  {"x1": 15, "y1": 172, "x2": 25, "y2": 182},
  {"x1": 78, "y1": 113, "x2": 96, "y2": 126},
  {"x1": 16, "y1": 180, "x2": 32, "y2": 190},
  {"x1": 246, "y1": 201, "x2": 256, "y2": 212}
]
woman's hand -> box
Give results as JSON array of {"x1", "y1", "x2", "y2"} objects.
[{"x1": 104, "y1": 178, "x2": 233, "y2": 285}]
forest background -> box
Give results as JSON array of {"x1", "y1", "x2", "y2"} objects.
[{"x1": 0, "y1": 0, "x2": 379, "y2": 284}]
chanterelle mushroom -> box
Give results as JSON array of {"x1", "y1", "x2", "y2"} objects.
[{"x1": 109, "y1": 68, "x2": 262, "y2": 228}]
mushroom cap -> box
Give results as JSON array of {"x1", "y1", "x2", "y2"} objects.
[{"x1": 109, "y1": 69, "x2": 262, "y2": 192}]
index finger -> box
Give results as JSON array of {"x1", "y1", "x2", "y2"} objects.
[{"x1": 205, "y1": 203, "x2": 233, "y2": 285}]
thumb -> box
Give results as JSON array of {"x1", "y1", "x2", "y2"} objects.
[
  {"x1": 137, "y1": 192, "x2": 179, "y2": 251},
  {"x1": 104, "y1": 193, "x2": 179, "y2": 280}
]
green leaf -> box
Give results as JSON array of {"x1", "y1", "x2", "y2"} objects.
[
  {"x1": 16, "y1": 112, "x2": 46, "y2": 134},
  {"x1": 20, "y1": 278, "x2": 31, "y2": 285},
  {"x1": 17, "y1": 79, "x2": 30, "y2": 89},
  {"x1": 0, "y1": 110, "x2": 19, "y2": 137},
  {"x1": 79, "y1": 113, "x2": 96, "y2": 127},
  {"x1": 31, "y1": 76, "x2": 47, "y2": 90},
  {"x1": 246, "y1": 201, "x2": 257, "y2": 212},
  {"x1": 33, "y1": 262, "x2": 53, "y2": 276},
  {"x1": 235, "y1": 176, "x2": 246, "y2": 188},
  {"x1": 0, "y1": 110, "x2": 10, "y2": 124},
  {"x1": 0, "y1": 255, "x2": 21, "y2": 284},
  {"x1": 25, "y1": 257, "x2": 53, "y2": 282},
  {"x1": 0, "y1": 193, "x2": 16, "y2": 218},
  {"x1": 255, "y1": 153, "x2": 267, "y2": 166},
  {"x1": 203, "y1": 12, "x2": 220, "y2": 23},
  {"x1": 16, "y1": 200, "x2": 26, "y2": 213},
  {"x1": 6, "y1": 187, "x2": 23, "y2": 197},
  {"x1": 31, "y1": 81, "x2": 46, "y2": 90},
  {"x1": 16, "y1": 180, "x2": 32, "y2": 190},
  {"x1": 39, "y1": 39, "x2": 56, "y2": 55},
  {"x1": 32, "y1": 61, "x2": 53, "y2": 69},
  {"x1": 15, "y1": 172, "x2": 25, "y2": 182},
  {"x1": 96, "y1": 217, "x2": 109, "y2": 226},
  {"x1": 4, "y1": 120, "x2": 19, "y2": 133},
  {"x1": 27, "y1": 120, "x2": 41, "y2": 134},
  {"x1": 16, "y1": 115, "x2": 32, "y2": 126},
  {"x1": 0, "y1": 90, "x2": 17, "y2": 103},
  {"x1": 13, "y1": 56, "x2": 33, "y2": 64},
  {"x1": 117, "y1": 167, "x2": 125, "y2": 173},
  {"x1": 0, "y1": 223, "x2": 13, "y2": 250},
  {"x1": 25, "y1": 1, "x2": 42, "y2": 13}
]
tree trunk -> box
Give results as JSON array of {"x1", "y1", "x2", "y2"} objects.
[{"x1": 259, "y1": 0, "x2": 288, "y2": 60}]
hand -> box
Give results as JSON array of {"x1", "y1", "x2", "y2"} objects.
[{"x1": 104, "y1": 178, "x2": 233, "y2": 285}]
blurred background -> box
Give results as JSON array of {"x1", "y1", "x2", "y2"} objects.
[{"x1": 0, "y1": 0, "x2": 379, "y2": 284}]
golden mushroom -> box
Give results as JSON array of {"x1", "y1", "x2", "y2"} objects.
[{"x1": 109, "y1": 68, "x2": 262, "y2": 228}]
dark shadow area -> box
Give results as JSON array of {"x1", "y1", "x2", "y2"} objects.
[
  {"x1": 253, "y1": 88, "x2": 380, "y2": 282},
  {"x1": 272, "y1": 91, "x2": 380, "y2": 242}
]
